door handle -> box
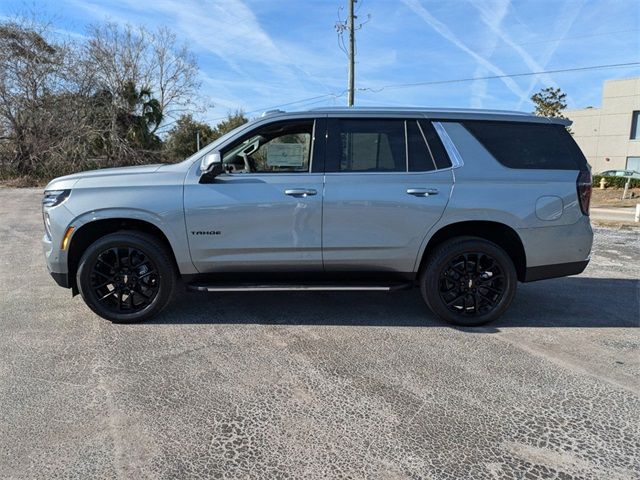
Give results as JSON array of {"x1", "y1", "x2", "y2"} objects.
[
  {"x1": 285, "y1": 188, "x2": 317, "y2": 197},
  {"x1": 406, "y1": 188, "x2": 439, "y2": 197}
]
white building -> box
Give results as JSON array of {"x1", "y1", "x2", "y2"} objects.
[{"x1": 565, "y1": 77, "x2": 640, "y2": 173}]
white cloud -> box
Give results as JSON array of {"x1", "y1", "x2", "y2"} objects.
[
  {"x1": 471, "y1": 0, "x2": 559, "y2": 108},
  {"x1": 67, "y1": 0, "x2": 346, "y2": 116},
  {"x1": 401, "y1": 0, "x2": 526, "y2": 100},
  {"x1": 469, "y1": 0, "x2": 510, "y2": 108},
  {"x1": 50, "y1": 0, "x2": 630, "y2": 114},
  {"x1": 514, "y1": 0, "x2": 586, "y2": 109}
]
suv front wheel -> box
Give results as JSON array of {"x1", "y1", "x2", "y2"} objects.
[
  {"x1": 76, "y1": 231, "x2": 176, "y2": 323},
  {"x1": 420, "y1": 237, "x2": 517, "y2": 326}
]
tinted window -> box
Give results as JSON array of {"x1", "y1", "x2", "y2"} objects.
[
  {"x1": 419, "y1": 120, "x2": 452, "y2": 170},
  {"x1": 462, "y1": 121, "x2": 588, "y2": 170},
  {"x1": 222, "y1": 120, "x2": 313, "y2": 173},
  {"x1": 630, "y1": 111, "x2": 640, "y2": 140},
  {"x1": 407, "y1": 121, "x2": 435, "y2": 171},
  {"x1": 326, "y1": 119, "x2": 406, "y2": 172}
]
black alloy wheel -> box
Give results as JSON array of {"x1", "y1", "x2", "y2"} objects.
[
  {"x1": 90, "y1": 246, "x2": 159, "y2": 315},
  {"x1": 420, "y1": 237, "x2": 517, "y2": 326},
  {"x1": 438, "y1": 251, "x2": 505, "y2": 317},
  {"x1": 77, "y1": 231, "x2": 175, "y2": 323}
]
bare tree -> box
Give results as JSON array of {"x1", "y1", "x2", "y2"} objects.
[
  {"x1": 0, "y1": 17, "x2": 202, "y2": 178},
  {"x1": 148, "y1": 27, "x2": 200, "y2": 128},
  {"x1": 0, "y1": 18, "x2": 96, "y2": 175},
  {"x1": 86, "y1": 23, "x2": 200, "y2": 132}
]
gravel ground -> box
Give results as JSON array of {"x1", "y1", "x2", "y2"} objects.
[{"x1": 0, "y1": 188, "x2": 638, "y2": 480}]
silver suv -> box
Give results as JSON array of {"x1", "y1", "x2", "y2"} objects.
[{"x1": 42, "y1": 107, "x2": 593, "y2": 326}]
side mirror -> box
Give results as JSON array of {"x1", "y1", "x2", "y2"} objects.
[
  {"x1": 200, "y1": 152, "x2": 224, "y2": 183},
  {"x1": 201, "y1": 151, "x2": 222, "y2": 174}
]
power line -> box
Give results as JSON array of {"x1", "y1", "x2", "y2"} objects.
[
  {"x1": 207, "y1": 92, "x2": 346, "y2": 122},
  {"x1": 358, "y1": 61, "x2": 640, "y2": 92},
  {"x1": 207, "y1": 61, "x2": 639, "y2": 123},
  {"x1": 335, "y1": 5, "x2": 348, "y2": 57}
]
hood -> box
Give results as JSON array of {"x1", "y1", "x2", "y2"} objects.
[{"x1": 45, "y1": 164, "x2": 163, "y2": 190}]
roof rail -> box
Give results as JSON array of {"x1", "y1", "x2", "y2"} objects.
[{"x1": 308, "y1": 106, "x2": 529, "y2": 116}]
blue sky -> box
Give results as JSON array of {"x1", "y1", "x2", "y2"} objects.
[{"x1": 2, "y1": 0, "x2": 639, "y2": 124}]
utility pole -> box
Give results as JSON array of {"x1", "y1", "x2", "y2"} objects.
[
  {"x1": 347, "y1": 0, "x2": 355, "y2": 107},
  {"x1": 336, "y1": 0, "x2": 368, "y2": 107}
]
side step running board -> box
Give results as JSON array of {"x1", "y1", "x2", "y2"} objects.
[{"x1": 187, "y1": 282, "x2": 413, "y2": 293}]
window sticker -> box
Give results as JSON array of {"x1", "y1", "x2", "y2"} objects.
[{"x1": 266, "y1": 143, "x2": 304, "y2": 167}]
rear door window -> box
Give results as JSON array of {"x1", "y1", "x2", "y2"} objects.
[
  {"x1": 462, "y1": 121, "x2": 588, "y2": 170},
  {"x1": 326, "y1": 119, "x2": 406, "y2": 172},
  {"x1": 326, "y1": 119, "x2": 453, "y2": 173}
]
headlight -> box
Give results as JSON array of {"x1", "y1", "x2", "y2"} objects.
[
  {"x1": 42, "y1": 189, "x2": 71, "y2": 208},
  {"x1": 42, "y1": 190, "x2": 70, "y2": 239}
]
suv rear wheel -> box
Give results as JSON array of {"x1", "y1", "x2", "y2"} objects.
[
  {"x1": 76, "y1": 231, "x2": 176, "y2": 323},
  {"x1": 420, "y1": 236, "x2": 517, "y2": 326}
]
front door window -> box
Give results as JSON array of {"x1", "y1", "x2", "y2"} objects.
[{"x1": 222, "y1": 120, "x2": 314, "y2": 173}]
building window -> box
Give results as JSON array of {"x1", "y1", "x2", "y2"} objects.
[
  {"x1": 631, "y1": 111, "x2": 640, "y2": 140},
  {"x1": 627, "y1": 157, "x2": 640, "y2": 172}
]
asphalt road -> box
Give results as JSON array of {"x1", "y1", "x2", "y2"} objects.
[{"x1": 1, "y1": 188, "x2": 639, "y2": 480}]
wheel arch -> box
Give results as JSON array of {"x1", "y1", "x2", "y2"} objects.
[
  {"x1": 67, "y1": 217, "x2": 180, "y2": 294},
  {"x1": 417, "y1": 220, "x2": 527, "y2": 282}
]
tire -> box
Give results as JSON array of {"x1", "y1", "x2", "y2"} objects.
[
  {"x1": 419, "y1": 236, "x2": 517, "y2": 326},
  {"x1": 76, "y1": 231, "x2": 176, "y2": 323}
]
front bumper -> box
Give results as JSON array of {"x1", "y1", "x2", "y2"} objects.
[
  {"x1": 42, "y1": 234, "x2": 68, "y2": 282},
  {"x1": 50, "y1": 271, "x2": 70, "y2": 288},
  {"x1": 42, "y1": 201, "x2": 76, "y2": 288}
]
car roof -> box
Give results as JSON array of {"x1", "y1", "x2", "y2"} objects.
[{"x1": 261, "y1": 106, "x2": 571, "y2": 126}]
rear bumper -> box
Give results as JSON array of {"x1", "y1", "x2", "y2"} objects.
[
  {"x1": 523, "y1": 260, "x2": 589, "y2": 282},
  {"x1": 518, "y1": 215, "x2": 593, "y2": 282}
]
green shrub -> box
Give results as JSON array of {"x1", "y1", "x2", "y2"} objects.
[{"x1": 592, "y1": 175, "x2": 640, "y2": 189}]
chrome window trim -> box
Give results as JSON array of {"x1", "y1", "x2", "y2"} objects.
[
  {"x1": 404, "y1": 120, "x2": 409, "y2": 172},
  {"x1": 324, "y1": 170, "x2": 449, "y2": 176},
  {"x1": 433, "y1": 121, "x2": 464, "y2": 169},
  {"x1": 416, "y1": 120, "x2": 438, "y2": 171},
  {"x1": 309, "y1": 119, "x2": 316, "y2": 173}
]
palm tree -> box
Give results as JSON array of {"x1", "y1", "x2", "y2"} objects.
[{"x1": 117, "y1": 81, "x2": 163, "y2": 150}]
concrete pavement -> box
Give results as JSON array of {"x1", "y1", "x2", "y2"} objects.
[{"x1": 591, "y1": 205, "x2": 639, "y2": 223}]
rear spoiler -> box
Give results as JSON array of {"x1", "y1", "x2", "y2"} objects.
[{"x1": 547, "y1": 117, "x2": 572, "y2": 127}]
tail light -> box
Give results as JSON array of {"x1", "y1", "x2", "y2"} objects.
[{"x1": 577, "y1": 170, "x2": 592, "y2": 216}]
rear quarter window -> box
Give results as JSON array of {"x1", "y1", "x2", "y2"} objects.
[{"x1": 462, "y1": 121, "x2": 588, "y2": 171}]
